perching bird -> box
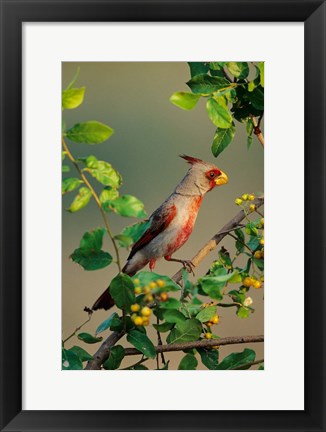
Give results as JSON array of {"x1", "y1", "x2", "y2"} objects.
[{"x1": 92, "y1": 155, "x2": 228, "y2": 310}]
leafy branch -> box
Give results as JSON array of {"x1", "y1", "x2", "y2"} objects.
[{"x1": 62, "y1": 137, "x2": 122, "y2": 271}]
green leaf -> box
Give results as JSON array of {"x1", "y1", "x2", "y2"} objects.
[
  {"x1": 99, "y1": 186, "x2": 119, "y2": 203},
  {"x1": 226, "y1": 62, "x2": 249, "y2": 79},
  {"x1": 65, "y1": 67, "x2": 80, "y2": 90},
  {"x1": 234, "y1": 228, "x2": 245, "y2": 253},
  {"x1": 237, "y1": 306, "x2": 250, "y2": 319},
  {"x1": 103, "y1": 345, "x2": 125, "y2": 370},
  {"x1": 62, "y1": 348, "x2": 83, "y2": 370},
  {"x1": 206, "y1": 98, "x2": 232, "y2": 128},
  {"x1": 167, "y1": 318, "x2": 202, "y2": 344},
  {"x1": 178, "y1": 353, "x2": 198, "y2": 370},
  {"x1": 120, "y1": 220, "x2": 151, "y2": 244},
  {"x1": 258, "y1": 62, "x2": 264, "y2": 87},
  {"x1": 153, "y1": 322, "x2": 174, "y2": 332},
  {"x1": 133, "y1": 364, "x2": 149, "y2": 370},
  {"x1": 169, "y1": 92, "x2": 201, "y2": 110},
  {"x1": 66, "y1": 121, "x2": 114, "y2": 144},
  {"x1": 188, "y1": 62, "x2": 209, "y2": 77},
  {"x1": 127, "y1": 330, "x2": 156, "y2": 359},
  {"x1": 96, "y1": 312, "x2": 119, "y2": 335},
  {"x1": 114, "y1": 234, "x2": 134, "y2": 248},
  {"x1": 199, "y1": 277, "x2": 224, "y2": 300},
  {"x1": 248, "y1": 88, "x2": 264, "y2": 111},
  {"x1": 84, "y1": 157, "x2": 122, "y2": 188},
  {"x1": 160, "y1": 298, "x2": 182, "y2": 309},
  {"x1": 211, "y1": 124, "x2": 235, "y2": 157},
  {"x1": 62, "y1": 164, "x2": 70, "y2": 173},
  {"x1": 109, "y1": 273, "x2": 135, "y2": 309},
  {"x1": 247, "y1": 136, "x2": 253, "y2": 150},
  {"x1": 62, "y1": 177, "x2": 82, "y2": 194},
  {"x1": 253, "y1": 256, "x2": 264, "y2": 271},
  {"x1": 198, "y1": 348, "x2": 219, "y2": 369},
  {"x1": 245, "y1": 222, "x2": 258, "y2": 236},
  {"x1": 71, "y1": 228, "x2": 113, "y2": 271},
  {"x1": 79, "y1": 228, "x2": 105, "y2": 252},
  {"x1": 68, "y1": 187, "x2": 92, "y2": 212},
  {"x1": 68, "y1": 346, "x2": 93, "y2": 362},
  {"x1": 71, "y1": 249, "x2": 113, "y2": 271},
  {"x1": 77, "y1": 332, "x2": 103, "y2": 344},
  {"x1": 163, "y1": 309, "x2": 186, "y2": 324},
  {"x1": 132, "y1": 271, "x2": 180, "y2": 292},
  {"x1": 104, "y1": 195, "x2": 146, "y2": 218},
  {"x1": 62, "y1": 87, "x2": 85, "y2": 110},
  {"x1": 187, "y1": 74, "x2": 230, "y2": 95},
  {"x1": 196, "y1": 306, "x2": 216, "y2": 323},
  {"x1": 215, "y1": 348, "x2": 256, "y2": 370}
]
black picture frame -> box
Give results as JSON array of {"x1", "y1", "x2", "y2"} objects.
[{"x1": 0, "y1": 1, "x2": 325, "y2": 431}]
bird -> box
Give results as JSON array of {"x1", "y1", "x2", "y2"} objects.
[{"x1": 92, "y1": 154, "x2": 228, "y2": 310}]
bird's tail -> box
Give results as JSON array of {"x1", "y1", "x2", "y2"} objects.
[{"x1": 92, "y1": 257, "x2": 148, "y2": 311}]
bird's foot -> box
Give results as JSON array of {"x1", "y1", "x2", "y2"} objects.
[{"x1": 180, "y1": 260, "x2": 195, "y2": 276}]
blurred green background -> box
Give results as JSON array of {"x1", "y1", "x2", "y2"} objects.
[{"x1": 62, "y1": 62, "x2": 264, "y2": 369}]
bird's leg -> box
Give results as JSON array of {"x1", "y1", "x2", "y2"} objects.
[
  {"x1": 164, "y1": 255, "x2": 195, "y2": 276},
  {"x1": 149, "y1": 259, "x2": 156, "y2": 272}
]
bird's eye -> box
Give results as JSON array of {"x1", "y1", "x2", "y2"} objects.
[{"x1": 209, "y1": 172, "x2": 215, "y2": 178}]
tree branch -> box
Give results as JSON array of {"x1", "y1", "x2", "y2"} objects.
[
  {"x1": 85, "y1": 330, "x2": 125, "y2": 370},
  {"x1": 250, "y1": 115, "x2": 264, "y2": 147},
  {"x1": 172, "y1": 197, "x2": 264, "y2": 283},
  {"x1": 124, "y1": 335, "x2": 264, "y2": 356}
]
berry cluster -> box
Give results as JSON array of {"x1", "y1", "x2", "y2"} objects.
[
  {"x1": 131, "y1": 278, "x2": 169, "y2": 327},
  {"x1": 243, "y1": 276, "x2": 263, "y2": 289}
]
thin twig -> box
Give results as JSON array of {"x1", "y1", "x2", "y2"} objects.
[
  {"x1": 62, "y1": 313, "x2": 92, "y2": 345},
  {"x1": 227, "y1": 232, "x2": 253, "y2": 254},
  {"x1": 62, "y1": 137, "x2": 121, "y2": 271},
  {"x1": 123, "y1": 335, "x2": 264, "y2": 356}
]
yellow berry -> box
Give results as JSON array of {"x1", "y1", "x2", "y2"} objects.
[
  {"x1": 131, "y1": 303, "x2": 140, "y2": 312},
  {"x1": 157, "y1": 279, "x2": 165, "y2": 288},
  {"x1": 142, "y1": 318, "x2": 150, "y2": 326},
  {"x1": 211, "y1": 315, "x2": 219, "y2": 324},
  {"x1": 260, "y1": 238, "x2": 264, "y2": 245},
  {"x1": 141, "y1": 306, "x2": 152, "y2": 317},
  {"x1": 145, "y1": 294, "x2": 154, "y2": 302},
  {"x1": 143, "y1": 285, "x2": 151, "y2": 294},
  {"x1": 160, "y1": 292, "x2": 168, "y2": 302},
  {"x1": 206, "y1": 321, "x2": 213, "y2": 327},
  {"x1": 241, "y1": 194, "x2": 249, "y2": 201},
  {"x1": 212, "y1": 345, "x2": 220, "y2": 349},
  {"x1": 243, "y1": 277, "x2": 253, "y2": 287},
  {"x1": 149, "y1": 281, "x2": 157, "y2": 289},
  {"x1": 254, "y1": 251, "x2": 262, "y2": 259},
  {"x1": 253, "y1": 280, "x2": 262, "y2": 289},
  {"x1": 205, "y1": 332, "x2": 212, "y2": 339},
  {"x1": 235, "y1": 198, "x2": 243, "y2": 205},
  {"x1": 248, "y1": 194, "x2": 255, "y2": 201},
  {"x1": 133, "y1": 278, "x2": 140, "y2": 285},
  {"x1": 131, "y1": 313, "x2": 138, "y2": 322},
  {"x1": 134, "y1": 286, "x2": 142, "y2": 294},
  {"x1": 260, "y1": 218, "x2": 264, "y2": 227},
  {"x1": 134, "y1": 316, "x2": 144, "y2": 326},
  {"x1": 249, "y1": 204, "x2": 256, "y2": 212},
  {"x1": 260, "y1": 275, "x2": 264, "y2": 282}
]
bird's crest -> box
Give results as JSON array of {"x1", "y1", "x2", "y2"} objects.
[{"x1": 179, "y1": 154, "x2": 205, "y2": 165}]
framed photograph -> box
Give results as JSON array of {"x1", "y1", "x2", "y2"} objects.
[{"x1": 1, "y1": 1, "x2": 325, "y2": 431}]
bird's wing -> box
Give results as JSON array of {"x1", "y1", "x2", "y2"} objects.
[{"x1": 128, "y1": 204, "x2": 177, "y2": 259}]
